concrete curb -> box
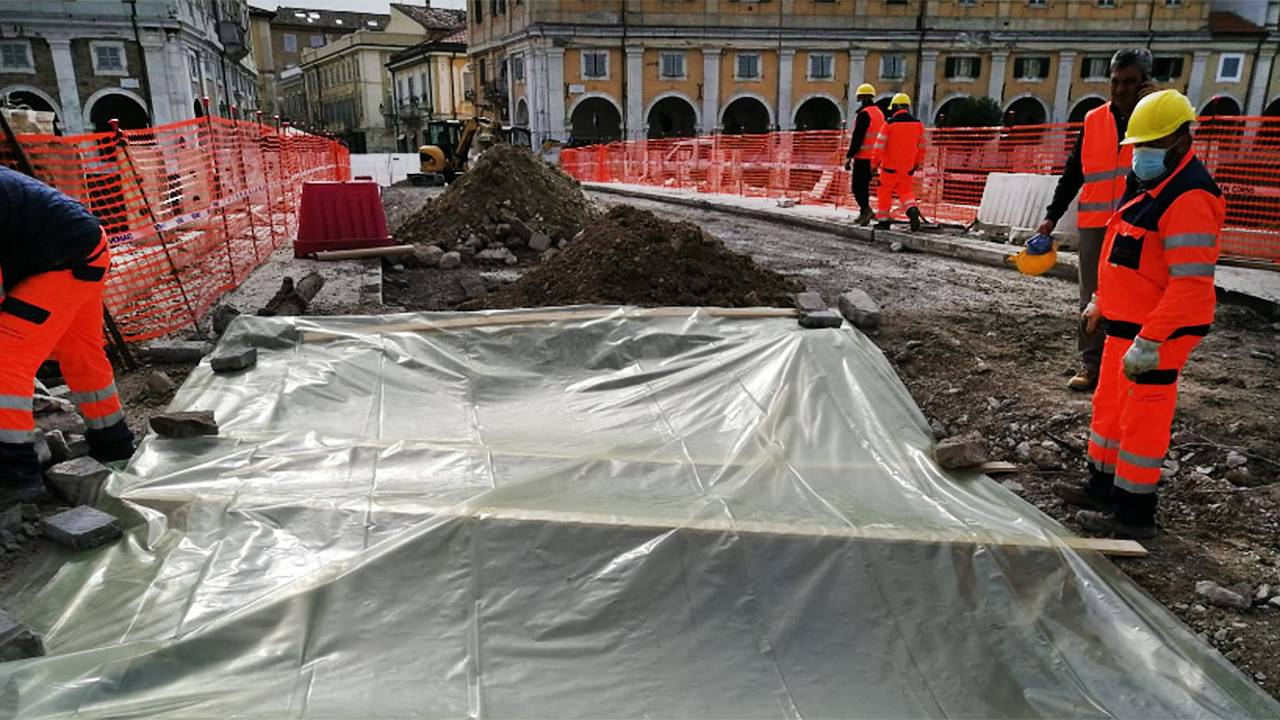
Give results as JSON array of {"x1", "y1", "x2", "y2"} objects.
[{"x1": 586, "y1": 183, "x2": 1079, "y2": 281}]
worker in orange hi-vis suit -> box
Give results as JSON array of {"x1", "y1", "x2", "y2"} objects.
[
  {"x1": 1053, "y1": 90, "x2": 1223, "y2": 540},
  {"x1": 0, "y1": 166, "x2": 135, "y2": 507},
  {"x1": 873, "y1": 93, "x2": 926, "y2": 232}
]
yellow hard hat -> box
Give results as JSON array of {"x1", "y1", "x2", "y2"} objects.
[
  {"x1": 1008, "y1": 245, "x2": 1059, "y2": 276},
  {"x1": 891, "y1": 93, "x2": 911, "y2": 107},
  {"x1": 856, "y1": 83, "x2": 876, "y2": 97},
  {"x1": 1121, "y1": 89, "x2": 1197, "y2": 145}
]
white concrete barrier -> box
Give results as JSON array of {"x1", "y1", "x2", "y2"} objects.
[
  {"x1": 978, "y1": 172, "x2": 1078, "y2": 238},
  {"x1": 349, "y1": 153, "x2": 420, "y2": 187}
]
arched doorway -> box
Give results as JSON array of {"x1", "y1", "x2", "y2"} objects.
[
  {"x1": 1202, "y1": 96, "x2": 1241, "y2": 117},
  {"x1": 1069, "y1": 97, "x2": 1107, "y2": 124},
  {"x1": 647, "y1": 95, "x2": 697, "y2": 139},
  {"x1": 515, "y1": 98, "x2": 529, "y2": 127},
  {"x1": 569, "y1": 96, "x2": 621, "y2": 146},
  {"x1": 934, "y1": 96, "x2": 966, "y2": 126},
  {"x1": 793, "y1": 96, "x2": 842, "y2": 131},
  {"x1": 89, "y1": 92, "x2": 150, "y2": 133},
  {"x1": 193, "y1": 98, "x2": 205, "y2": 118},
  {"x1": 1004, "y1": 96, "x2": 1047, "y2": 127},
  {"x1": 721, "y1": 96, "x2": 770, "y2": 135},
  {"x1": 875, "y1": 95, "x2": 895, "y2": 115},
  {"x1": 2, "y1": 89, "x2": 61, "y2": 134},
  {"x1": 1265, "y1": 98, "x2": 1280, "y2": 117}
]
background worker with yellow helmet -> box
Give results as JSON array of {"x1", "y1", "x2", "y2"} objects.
[
  {"x1": 872, "y1": 93, "x2": 926, "y2": 232},
  {"x1": 843, "y1": 83, "x2": 885, "y2": 226},
  {"x1": 1053, "y1": 89, "x2": 1225, "y2": 541}
]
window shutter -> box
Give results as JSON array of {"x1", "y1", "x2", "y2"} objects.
[{"x1": 945, "y1": 57, "x2": 956, "y2": 76}]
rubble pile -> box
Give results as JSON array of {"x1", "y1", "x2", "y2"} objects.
[
  {"x1": 485, "y1": 205, "x2": 801, "y2": 309},
  {"x1": 395, "y1": 144, "x2": 600, "y2": 266}
]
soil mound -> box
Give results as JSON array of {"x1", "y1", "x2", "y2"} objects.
[
  {"x1": 485, "y1": 205, "x2": 801, "y2": 309},
  {"x1": 395, "y1": 144, "x2": 599, "y2": 251}
]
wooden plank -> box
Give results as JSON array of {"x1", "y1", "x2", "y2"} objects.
[
  {"x1": 313, "y1": 245, "x2": 416, "y2": 261},
  {"x1": 1061, "y1": 537, "x2": 1149, "y2": 558},
  {"x1": 976, "y1": 461, "x2": 1020, "y2": 475}
]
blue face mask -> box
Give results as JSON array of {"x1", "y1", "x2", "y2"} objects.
[{"x1": 1131, "y1": 146, "x2": 1168, "y2": 181}]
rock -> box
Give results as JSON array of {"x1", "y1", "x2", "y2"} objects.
[
  {"x1": 974, "y1": 358, "x2": 991, "y2": 374},
  {"x1": 1192, "y1": 604, "x2": 1207, "y2": 613},
  {"x1": 934, "y1": 432, "x2": 988, "y2": 469},
  {"x1": 1015, "y1": 441, "x2": 1033, "y2": 464},
  {"x1": 571, "y1": 230, "x2": 585, "y2": 243},
  {"x1": 794, "y1": 292, "x2": 825, "y2": 313},
  {"x1": 776, "y1": 197, "x2": 797, "y2": 208},
  {"x1": 1040, "y1": 440, "x2": 1060, "y2": 451},
  {"x1": 1224, "y1": 649, "x2": 1242, "y2": 661},
  {"x1": 1251, "y1": 349, "x2": 1276, "y2": 361},
  {"x1": 439, "y1": 251, "x2": 462, "y2": 270},
  {"x1": 145, "y1": 371, "x2": 175, "y2": 397},
  {"x1": 929, "y1": 418, "x2": 948, "y2": 440},
  {"x1": 1029, "y1": 446, "x2": 1062, "y2": 470},
  {"x1": 211, "y1": 304, "x2": 241, "y2": 337},
  {"x1": 1195, "y1": 580, "x2": 1252, "y2": 610},
  {"x1": 0, "y1": 609, "x2": 44, "y2": 661},
  {"x1": 44, "y1": 456, "x2": 112, "y2": 507},
  {"x1": 1163, "y1": 459, "x2": 1181, "y2": 475},
  {"x1": 541, "y1": 248, "x2": 560, "y2": 263},
  {"x1": 65, "y1": 434, "x2": 89, "y2": 460},
  {"x1": 33, "y1": 429, "x2": 52, "y2": 468},
  {"x1": 459, "y1": 276, "x2": 488, "y2": 300},
  {"x1": 889, "y1": 242, "x2": 904, "y2": 252},
  {"x1": 797, "y1": 310, "x2": 843, "y2": 329},
  {"x1": 44, "y1": 430, "x2": 71, "y2": 465},
  {"x1": 41, "y1": 506, "x2": 122, "y2": 552},
  {"x1": 31, "y1": 394, "x2": 73, "y2": 416},
  {"x1": 457, "y1": 246, "x2": 477, "y2": 262},
  {"x1": 1172, "y1": 430, "x2": 1196, "y2": 445},
  {"x1": 466, "y1": 233, "x2": 482, "y2": 247},
  {"x1": 837, "y1": 289, "x2": 881, "y2": 330},
  {"x1": 1225, "y1": 468, "x2": 1252, "y2": 487},
  {"x1": 558, "y1": 239, "x2": 570, "y2": 250},
  {"x1": 1195, "y1": 465, "x2": 1216, "y2": 476},
  {"x1": 149, "y1": 411, "x2": 219, "y2": 439},
  {"x1": 528, "y1": 231, "x2": 553, "y2": 252},
  {"x1": 495, "y1": 222, "x2": 513, "y2": 238},
  {"x1": 415, "y1": 245, "x2": 445, "y2": 268},
  {"x1": 1270, "y1": 596, "x2": 1280, "y2": 609},
  {"x1": 211, "y1": 348, "x2": 258, "y2": 374},
  {"x1": 1213, "y1": 628, "x2": 1230, "y2": 642},
  {"x1": 20, "y1": 504, "x2": 36, "y2": 523},
  {"x1": 36, "y1": 411, "x2": 86, "y2": 437},
  {"x1": 475, "y1": 248, "x2": 509, "y2": 264},
  {"x1": 1226, "y1": 450, "x2": 1248, "y2": 468},
  {"x1": 142, "y1": 340, "x2": 213, "y2": 364},
  {"x1": 1257, "y1": 672, "x2": 1268, "y2": 682},
  {"x1": 1254, "y1": 584, "x2": 1272, "y2": 605},
  {"x1": 986, "y1": 397, "x2": 1000, "y2": 411},
  {"x1": 0, "y1": 505, "x2": 20, "y2": 534},
  {"x1": 1000, "y1": 479, "x2": 1024, "y2": 493}
]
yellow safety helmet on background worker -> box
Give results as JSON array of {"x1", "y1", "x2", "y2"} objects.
[
  {"x1": 1120, "y1": 89, "x2": 1197, "y2": 145},
  {"x1": 890, "y1": 93, "x2": 911, "y2": 108},
  {"x1": 856, "y1": 83, "x2": 876, "y2": 97}
]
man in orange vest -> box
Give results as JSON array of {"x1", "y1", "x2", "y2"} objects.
[
  {"x1": 844, "y1": 83, "x2": 885, "y2": 226},
  {"x1": 0, "y1": 167, "x2": 135, "y2": 506},
  {"x1": 1039, "y1": 49, "x2": 1156, "y2": 392},
  {"x1": 1054, "y1": 90, "x2": 1220, "y2": 540},
  {"x1": 873, "y1": 93, "x2": 925, "y2": 232}
]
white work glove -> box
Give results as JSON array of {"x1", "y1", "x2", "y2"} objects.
[
  {"x1": 1081, "y1": 293, "x2": 1101, "y2": 335},
  {"x1": 1122, "y1": 336, "x2": 1162, "y2": 381}
]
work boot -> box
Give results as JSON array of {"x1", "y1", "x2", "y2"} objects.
[
  {"x1": 1075, "y1": 510, "x2": 1157, "y2": 540},
  {"x1": 874, "y1": 220, "x2": 891, "y2": 230},
  {"x1": 1052, "y1": 481, "x2": 1111, "y2": 511},
  {"x1": 856, "y1": 209, "x2": 874, "y2": 226},
  {"x1": 1067, "y1": 366, "x2": 1098, "y2": 392},
  {"x1": 907, "y1": 206, "x2": 923, "y2": 232},
  {"x1": 86, "y1": 421, "x2": 136, "y2": 464}
]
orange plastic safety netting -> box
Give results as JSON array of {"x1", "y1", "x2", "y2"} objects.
[
  {"x1": 563, "y1": 117, "x2": 1280, "y2": 264},
  {"x1": 2, "y1": 116, "x2": 349, "y2": 341}
]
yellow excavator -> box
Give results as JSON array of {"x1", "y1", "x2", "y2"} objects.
[{"x1": 411, "y1": 117, "x2": 533, "y2": 184}]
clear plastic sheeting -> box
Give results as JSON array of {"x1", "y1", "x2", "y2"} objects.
[{"x1": 3, "y1": 307, "x2": 1277, "y2": 718}]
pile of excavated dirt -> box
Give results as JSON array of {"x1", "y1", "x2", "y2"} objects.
[
  {"x1": 394, "y1": 144, "x2": 599, "y2": 262},
  {"x1": 483, "y1": 205, "x2": 801, "y2": 309}
]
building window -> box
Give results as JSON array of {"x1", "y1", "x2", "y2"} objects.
[
  {"x1": 1028, "y1": 0, "x2": 1047, "y2": 6},
  {"x1": 660, "y1": 51, "x2": 685, "y2": 79},
  {"x1": 480, "y1": 58, "x2": 488, "y2": 85},
  {"x1": 512, "y1": 55, "x2": 525, "y2": 82},
  {"x1": 474, "y1": 0, "x2": 483, "y2": 22},
  {"x1": 310, "y1": 36, "x2": 324, "y2": 48},
  {"x1": 944, "y1": 56, "x2": 981, "y2": 80},
  {"x1": 1097, "y1": 0, "x2": 1115, "y2": 6},
  {"x1": 1014, "y1": 56, "x2": 1050, "y2": 80},
  {"x1": 808, "y1": 53, "x2": 834, "y2": 80},
  {"x1": 736, "y1": 53, "x2": 761, "y2": 80},
  {"x1": 885, "y1": 0, "x2": 908, "y2": 4},
  {"x1": 91, "y1": 41, "x2": 128, "y2": 76},
  {"x1": 582, "y1": 50, "x2": 608, "y2": 79},
  {"x1": 957, "y1": 0, "x2": 976, "y2": 6},
  {"x1": 0, "y1": 41, "x2": 33, "y2": 72},
  {"x1": 1165, "y1": 0, "x2": 1181, "y2": 6},
  {"x1": 189, "y1": 52, "x2": 199, "y2": 79},
  {"x1": 1217, "y1": 53, "x2": 1244, "y2": 82},
  {"x1": 1081, "y1": 56, "x2": 1110, "y2": 80},
  {"x1": 283, "y1": 34, "x2": 296, "y2": 52},
  {"x1": 1152, "y1": 56, "x2": 1184, "y2": 81},
  {"x1": 880, "y1": 54, "x2": 906, "y2": 79}
]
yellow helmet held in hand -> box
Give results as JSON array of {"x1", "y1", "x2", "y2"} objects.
[
  {"x1": 856, "y1": 83, "x2": 876, "y2": 97},
  {"x1": 891, "y1": 93, "x2": 911, "y2": 107},
  {"x1": 1008, "y1": 245, "x2": 1059, "y2": 276},
  {"x1": 1121, "y1": 89, "x2": 1197, "y2": 145}
]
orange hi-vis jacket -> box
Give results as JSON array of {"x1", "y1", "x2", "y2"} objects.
[
  {"x1": 853, "y1": 105, "x2": 886, "y2": 161},
  {"x1": 877, "y1": 109, "x2": 926, "y2": 173},
  {"x1": 1078, "y1": 102, "x2": 1134, "y2": 229},
  {"x1": 1098, "y1": 151, "x2": 1224, "y2": 343}
]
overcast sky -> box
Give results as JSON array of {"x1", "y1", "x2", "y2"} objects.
[{"x1": 266, "y1": 0, "x2": 465, "y2": 12}]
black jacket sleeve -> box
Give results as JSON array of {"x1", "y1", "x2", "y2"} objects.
[
  {"x1": 846, "y1": 110, "x2": 871, "y2": 159},
  {"x1": 1045, "y1": 129, "x2": 1085, "y2": 224}
]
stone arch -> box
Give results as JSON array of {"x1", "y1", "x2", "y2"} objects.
[
  {"x1": 646, "y1": 92, "x2": 699, "y2": 139},
  {"x1": 1265, "y1": 97, "x2": 1280, "y2": 117},
  {"x1": 1004, "y1": 94, "x2": 1048, "y2": 127},
  {"x1": 792, "y1": 93, "x2": 843, "y2": 131},
  {"x1": 720, "y1": 91, "x2": 773, "y2": 135},
  {"x1": 1201, "y1": 94, "x2": 1242, "y2": 117},
  {"x1": 568, "y1": 92, "x2": 622, "y2": 146},
  {"x1": 1, "y1": 85, "x2": 63, "y2": 134},
  {"x1": 514, "y1": 97, "x2": 529, "y2": 126},
  {"x1": 83, "y1": 88, "x2": 151, "y2": 132},
  {"x1": 933, "y1": 93, "x2": 972, "y2": 126},
  {"x1": 1069, "y1": 95, "x2": 1107, "y2": 124}
]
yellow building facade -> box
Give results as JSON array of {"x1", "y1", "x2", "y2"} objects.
[{"x1": 467, "y1": 0, "x2": 1280, "y2": 145}]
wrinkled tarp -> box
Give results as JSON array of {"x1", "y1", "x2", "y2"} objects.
[{"x1": 3, "y1": 307, "x2": 1277, "y2": 718}]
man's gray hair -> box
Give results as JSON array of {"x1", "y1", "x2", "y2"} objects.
[{"x1": 1111, "y1": 48, "x2": 1153, "y2": 78}]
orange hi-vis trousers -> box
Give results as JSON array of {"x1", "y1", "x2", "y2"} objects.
[
  {"x1": 0, "y1": 233, "x2": 128, "y2": 486},
  {"x1": 1087, "y1": 330, "x2": 1201, "y2": 526},
  {"x1": 875, "y1": 169, "x2": 917, "y2": 222}
]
